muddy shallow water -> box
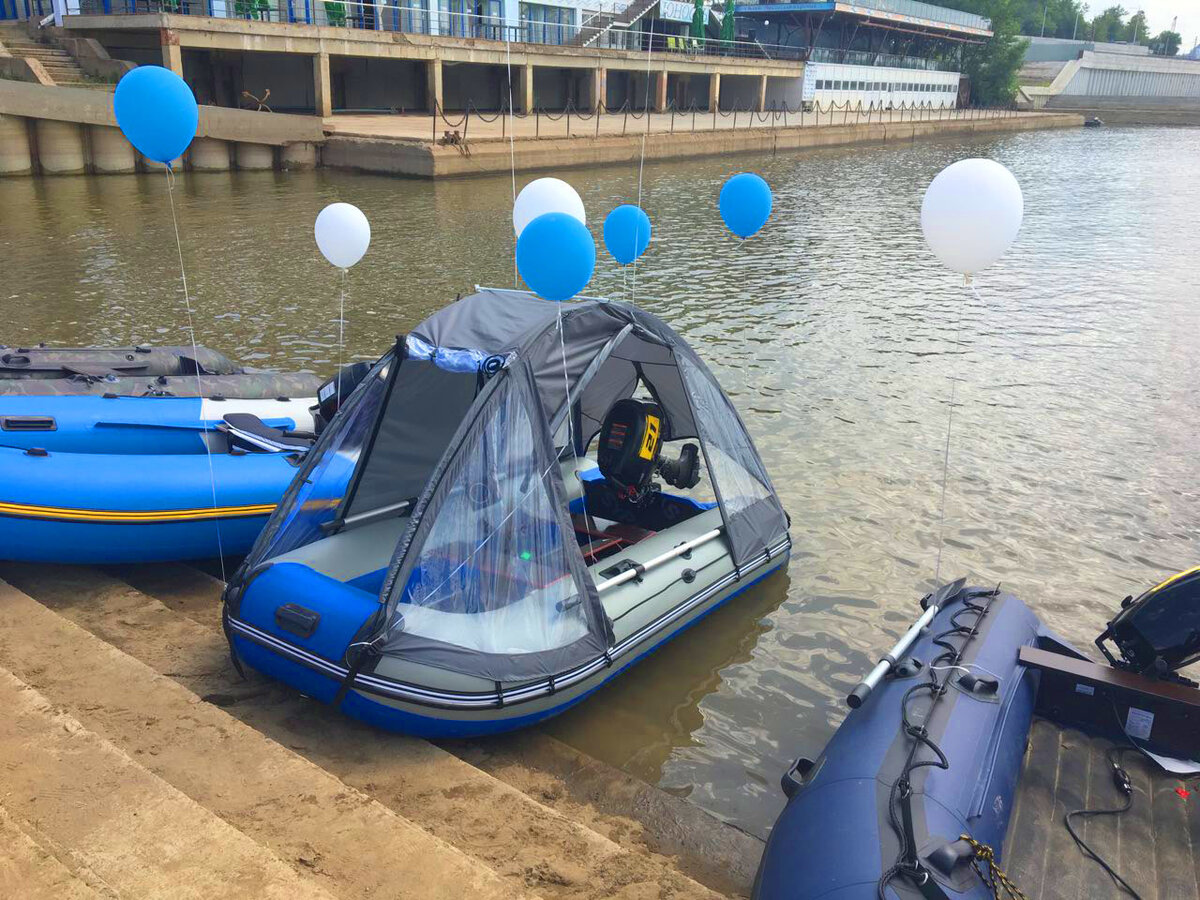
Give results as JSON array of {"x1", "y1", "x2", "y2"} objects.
[{"x1": 2, "y1": 125, "x2": 1197, "y2": 837}]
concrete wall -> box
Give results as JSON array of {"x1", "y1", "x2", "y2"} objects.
[
  {"x1": 1024, "y1": 36, "x2": 1151, "y2": 63},
  {"x1": 185, "y1": 49, "x2": 318, "y2": 113},
  {"x1": 718, "y1": 74, "x2": 759, "y2": 110},
  {"x1": 443, "y1": 61, "x2": 508, "y2": 110},
  {"x1": 332, "y1": 56, "x2": 426, "y2": 111},
  {"x1": 764, "y1": 76, "x2": 801, "y2": 109},
  {"x1": 1058, "y1": 51, "x2": 1200, "y2": 99}
]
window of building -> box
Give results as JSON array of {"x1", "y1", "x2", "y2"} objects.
[
  {"x1": 439, "y1": 0, "x2": 502, "y2": 38},
  {"x1": 520, "y1": 2, "x2": 574, "y2": 45}
]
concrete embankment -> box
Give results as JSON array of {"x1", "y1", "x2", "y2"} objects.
[
  {"x1": 0, "y1": 78, "x2": 1082, "y2": 179},
  {"x1": 0, "y1": 563, "x2": 762, "y2": 899},
  {"x1": 324, "y1": 112, "x2": 1084, "y2": 177}
]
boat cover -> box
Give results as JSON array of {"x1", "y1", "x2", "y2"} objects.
[{"x1": 230, "y1": 289, "x2": 789, "y2": 683}]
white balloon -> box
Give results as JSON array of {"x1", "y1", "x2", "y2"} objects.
[
  {"x1": 315, "y1": 202, "x2": 371, "y2": 269},
  {"x1": 920, "y1": 158, "x2": 1023, "y2": 276},
  {"x1": 513, "y1": 177, "x2": 586, "y2": 236}
]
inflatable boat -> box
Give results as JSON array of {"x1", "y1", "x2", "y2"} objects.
[
  {"x1": 753, "y1": 572, "x2": 1200, "y2": 899},
  {"x1": 0, "y1": 343, "x2": 349, "y2": 563},
  {"x1": 222, "y1": 289, "x2": 792, "y2": 737}
]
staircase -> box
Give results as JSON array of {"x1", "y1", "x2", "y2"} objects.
[
  {"x1": 0, "y1": 24, "x2": 112, "y2": 90},
  {"x1": 571, "y1": 0, "x2": 659, "y2": 49},
  {"x1": 0, "y1": 562, "x2": 763, "y2": 900}
]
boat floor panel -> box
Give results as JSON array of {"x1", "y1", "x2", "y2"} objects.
[{"x1": 1003, "y1": 717, "x2": 1200, "y2": 900}]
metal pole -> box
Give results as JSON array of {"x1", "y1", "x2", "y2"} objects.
[{"x1": 846, "y1": 578, "x2": 965, "y2": 708}]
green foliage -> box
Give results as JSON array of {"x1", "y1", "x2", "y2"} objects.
[
  {"x1": 941, "y1": 0, "x2": 1030, "y2": 104},
  {"x1": 1149, "y1": 29, "x2": 1182, "y2": 56},
  {"x1": 1125, "y1": 9, "x2": 1148, "y2": 43},
  {"x1": 1089, "y1": 5, "x2": 1127, "y2": 42}
]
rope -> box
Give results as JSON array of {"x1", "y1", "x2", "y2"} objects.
[
  {"x1": 631, "y1": 16, "x2": 654, "y2": 304},
  {"x1": 163, "y1": 165, "x2": 227, "y2": 585},
  {"x1": 336, "y1": 267, "x2": 346, "y2": 409},
  {"x1": 959, "y1": 835, "x2": 1030, "y2": 900},
  {"x1": 504, "y1": 36, "x2": 516, "y2": 286}
]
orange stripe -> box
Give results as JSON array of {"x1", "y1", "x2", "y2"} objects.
[{"x1": 0, "y1": 501, "x2": 276, "y2": 523}]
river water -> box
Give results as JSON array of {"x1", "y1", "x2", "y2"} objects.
[{"x1": 1, "y1": 126, "x2": 1197, "y2": 838}]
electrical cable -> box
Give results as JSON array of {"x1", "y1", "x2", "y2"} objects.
[{"x1": 1063, "y1": 744, "x2": 1144, "y2": 900}]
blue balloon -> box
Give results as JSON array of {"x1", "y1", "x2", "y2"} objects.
[
  {"x1": 516, "y1": 212, "x2": 596, "y2": 303},
  {"x1": 113, "y1": 66, "x2": 199, "y2": 165},
  {"x1": 719, "y1": 172, "x2": 773, "y2": 239},
  {"x1": 603, "y1": 204, "x2": 652, "y2": 266}
]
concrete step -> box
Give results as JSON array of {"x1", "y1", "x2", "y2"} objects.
[
  {"x1": 27, "y1": 563, "x2": 729, "y2": 900},
  {"x1": 110, "y1": 562, "x2": 761, "y2": 894},
  {"x1": 0, "y1": 666, "x2": 338, "y2": 900},
  {"x1": 0, "y1": 805, "x2": 109, "y2": 900},
  {"x1": 0, "y1": 573, "x2": 537, "y2": 900}
]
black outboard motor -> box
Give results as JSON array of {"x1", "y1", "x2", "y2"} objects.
[
  {"x1": 1097, "y1": 565, "x2": 1200, "y2": 686},
  {"x1": 313, "y1": 361, "x2": 373, "y2": 433}
]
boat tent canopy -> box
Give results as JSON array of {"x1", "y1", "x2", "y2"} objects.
[{"x1": 239, "y1": 288, "x2": 788, "y2": 682}]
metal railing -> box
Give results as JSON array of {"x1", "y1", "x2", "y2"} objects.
[
  {"x1": 51, "y1": 0, "x2": 959, "y2": 71},
  {"x1": 428, "y1": 97, "x2": 1023, "y2": 149}
]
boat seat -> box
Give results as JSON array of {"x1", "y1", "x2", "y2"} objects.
[{"x1": 221, "y1": 412, "x2": 313, "y2": 453}]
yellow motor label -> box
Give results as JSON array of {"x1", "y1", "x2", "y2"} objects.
[{"x1": 639, "y1": 415, "x2": 661, "y2": 460}]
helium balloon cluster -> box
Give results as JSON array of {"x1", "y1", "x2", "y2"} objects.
[
  {"x1": 921, "y1": 158, "x2": 1023, "y2": 278},
  {"x1": 113, "y1": 66, "x2": 199, "y2": 166},
  {"x1": 513, "y1": 178, "x2": 596, "y2": 303}
]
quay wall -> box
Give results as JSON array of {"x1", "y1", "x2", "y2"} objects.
[
  {"x1": 0, "y1": 78, "x2": 1081, "y2": 178},
  {"x1": 323, "y1": 112, "x2": 1085, "y2": 178}
]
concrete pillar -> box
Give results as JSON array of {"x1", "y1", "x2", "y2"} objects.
[
  {"x1": 88, "y1": 125, "x2": 136, "y2": 174},
  {"x1": 159, "y1": 29, "x2": 183, "y2": 77},
  {"x1": 189, "y1": 136, "x2": 231, "y2": 172},
  {"x1": 757, "y1": 74, "x2": 768, "y2": 112},
  {"x1": 653, "y1": 70, "x2": 668, "y2": 112},
  {"x1": 519, "y1": 63, "x2": 534, "y2": 114},
  {"x1": 425, "y1": 59, "x2": 443, "y2": 113},
  {"x1": 34, "y1": 120, "x2": 86, "y2": 175},
  {"x1": 708, "y1": 73, "x2": 720, "y2": 111},
  {"x1": 313, "y1": 53, "x2": 332, "y2": 118},
  {"x1": 282, "y1": 141, "x2": 319, "y2": 170},
  {"x1": 235, "y1": 142, "x2": 274, "y2": 170},
  {"x1": 0, "y1": 114, "x2": 32, "y2": 176},
  {"x1": 591, "y1": 67, "x2": 607, "y2": 113}
]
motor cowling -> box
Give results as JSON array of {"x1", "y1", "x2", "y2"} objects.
[{"x1": 313, "y1": 361, "x2": 373, "y2": 433}]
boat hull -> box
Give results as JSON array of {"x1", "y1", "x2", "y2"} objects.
[
  {"x1": 0, "y1": 446, "x2": 301, "y2": 563},
  {"x1": 753, "y1": 588, "x2": 1051, "y2": 900},
  {"x1": 226, "y1": 545, "x2": 789, "y2": 738}
]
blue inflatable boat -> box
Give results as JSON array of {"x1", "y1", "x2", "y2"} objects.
[
  {"x1": 0, "y1": 343, "x2": 343, "y2": 563},
  {"x1": 223, "y1": 290, "x2": 791, "y2": 737},
  {"x1": 753, "y1": 573, "x2": 1200, "y2": 899}
]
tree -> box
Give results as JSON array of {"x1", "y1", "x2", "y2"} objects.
[
  {"x1": 1090, "y1": 5, "x2": 1126, "y2": 42},
  {"x1": 1125, "y1": 9, "x2": 1148, "y2": 43},
  {"x1": 1149, "y1": 29, "x2": 1182, "y2": 55},
  {"x1": 944, "y1": 0, "x2": 1030, "y2": 103}
]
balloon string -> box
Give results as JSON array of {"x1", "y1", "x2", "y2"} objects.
[
  {"x1": 505, "y1": 33, "x2": 518, "y2": 288},
  {"x1": 557, "y1": 305, "x2": 589, "y2": 528},
  {"x1": 631, "y1": 17, "x2": 654, "y2": 306},
  {"x1": 932, "y1": 282, "x2": 970, "y2": 589},
  {"x1": 164, "y1": 165, "x2": 227, "y2": 586},
  {"x1": 337, "y1": 267, "x2": 347, "y2": 410}
]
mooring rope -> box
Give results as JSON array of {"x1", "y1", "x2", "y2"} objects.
[{"x1": 164, "y1": 165, "x2": 227, "y2": 585}]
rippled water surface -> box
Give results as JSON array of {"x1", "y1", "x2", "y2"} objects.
[{"x1": 2, "y1": 126, "x2": 1197, "y2": 837}]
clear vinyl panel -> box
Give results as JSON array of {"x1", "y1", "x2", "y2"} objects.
[
  {"x1": 385, "y1": 370, "x2": 596, "y2": 674},
  {"x1": 678, "y1": 355, "x2": 788, "y2": 567},
  {"x1": 253, "y1": 364, "x2": 391, "y2": 564}
]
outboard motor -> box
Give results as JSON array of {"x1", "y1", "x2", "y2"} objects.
[
  {"x1": 1096, "y1": 565, "x2": 1200, "y2": 686},
  {"x1": 313, "y1": 361, "x2": 373, "y2": 433},
  {"x1": 596, "y1": 398, "x2": 701, "y2": 500}
]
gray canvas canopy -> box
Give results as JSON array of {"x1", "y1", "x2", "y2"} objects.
[{"x1": 240, "y1": 288, "x2": 788, "y2": 682}]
